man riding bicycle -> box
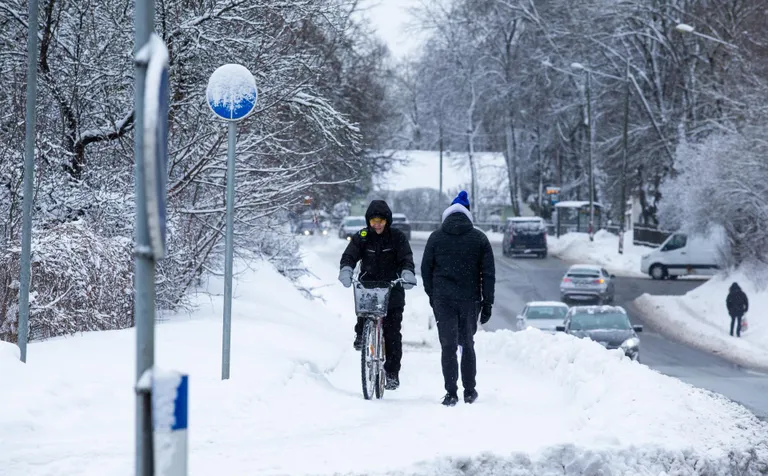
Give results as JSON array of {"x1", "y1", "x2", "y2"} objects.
[{"x1": 338, "y1": 200, "x2": 416, "y2": 390}]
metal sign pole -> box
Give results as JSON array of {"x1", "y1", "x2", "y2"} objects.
[
  {"x1": 17, "y1": 0, "x2": 39, "y2": 363},
  {"x1": 206, "y1": 64, "x2": 258, "y2": 381},
  {"x1": 134, "y1": 0, "x2": 155, "y2": 472},
  {"x1": 222, "y1": 121, "x2": 236, "y2": 380}
]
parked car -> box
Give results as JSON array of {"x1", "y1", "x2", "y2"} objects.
[
  {"x1": 338, "y1": 215, "x2": 366, "y2": 240},
  {"x1": 640, "y1": 232, "x2": 720, "y2": 280},
  {"x1": 502, "y1": 217, "x2": 548, "y2": 258},
  {"x1": 391, "y1": 213, "x2": 412, "y2": 240},
  {"x1": 515, "y1": 301, "x2": 569, "y2": 333},
  {"x1": 555, "y1": 305, "x2": 642, "y2": 362},
  {"x1": 296, "y1": 220, "x2": 328, "y2": 236},
  {"x1": 559, "y1": 264, "x2": 615, "y2": 304}
]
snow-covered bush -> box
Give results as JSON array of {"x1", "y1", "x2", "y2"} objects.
[
  {"x1": 659, "y1": 128, "x2": 768, "y2": 267},
  {"x1": 0, "y1": 220, "x2": 132, "y2": 342}
]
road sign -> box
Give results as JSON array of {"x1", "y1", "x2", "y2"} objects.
[
  {"x1": 143, "y1": 35, "x2": 170, "y2": 260},
  {"x1": 546, "y1": 186, "x2": 561, "y2": 205},
  {"x1": 206, "y1": 64, "x2": 258, "y2": 121}
]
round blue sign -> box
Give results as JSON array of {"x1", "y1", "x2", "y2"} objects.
[{"x1": 206, "y1": 64, "x2": 258, "y2": 121}]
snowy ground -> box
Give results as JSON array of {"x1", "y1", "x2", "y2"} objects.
[
  {"x1": 3, "y1": 236, "x2": 768, "y2": 475},
  {"x1": 636, "y1": 269, "x2": 768, "y2": 371},
  {"x1": 547, "y1": 230, "x2": 653, "y2": 277}
]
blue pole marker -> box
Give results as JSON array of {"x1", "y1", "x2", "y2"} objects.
[
  {"x1": 206, "y1": 64, "x2": 258, "y2": 122},
  {"x1": 152, "y1": 370, "x2": 188, "y2": 476}
]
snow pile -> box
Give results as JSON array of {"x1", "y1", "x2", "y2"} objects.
[
  {"x1": 635, "y1": 269, "x2": 768, "y2": 370},
  {"x1": 3, "y1": 238, "x2": 768, "y2": 476},
  {"x1": 548, "y1": 229, "x2": 653, "y2": 276}
]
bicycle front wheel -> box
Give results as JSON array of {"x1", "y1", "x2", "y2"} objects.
[
  {"x1": 361, "y1": 319, "x2": 377, "y2": 400},
  {"x1": 374, "y1": 319, "x2": 386, "y2": 399}
]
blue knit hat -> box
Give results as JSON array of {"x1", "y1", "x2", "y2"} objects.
[{"x1": 451, "y1": 190, "x2": 470, "y2": 210}]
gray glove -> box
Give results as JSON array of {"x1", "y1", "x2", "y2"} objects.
[
  {"x1": 401, "y1": 270, "x2": 416, "y2": 290},
  {"x1": 338, "y1": 266, "x2": 353, "y2": 288}
]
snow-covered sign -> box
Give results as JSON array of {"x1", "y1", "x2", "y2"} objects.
[
  {"x1": 206, "y1": 64, "x2": 258, "y2": 121},
  {"x1": 140, "y1": 34, "x2": 170, "y2": 260},
  {"x1": 151, "y1": 368, "x2": 188, "y2": 476}
]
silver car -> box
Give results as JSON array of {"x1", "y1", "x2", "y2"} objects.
[
  {"x1": 515, "y1": 301, "x2": 569, "y2": 333},
  {"x1": 559, "y1": 264, "x2": 616, "y2": 304}
]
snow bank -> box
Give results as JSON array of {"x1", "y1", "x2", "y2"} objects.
[
  {"x1": 635, "y1": 269, "x2": 768, "y2": 370},
  {"x1": 548, "y1": 229, "x2": 652, "y2": 277},
  {"x1": 4, "y1": 238, "x2": 768, "y2": 476}
]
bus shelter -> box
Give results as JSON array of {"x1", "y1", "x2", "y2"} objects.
[{"x1": 554, "y1": 201, "x2": 604, "y2": 237}]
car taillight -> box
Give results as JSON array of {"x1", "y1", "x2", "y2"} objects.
[
  {"x1": 594, "y1": 278, "x2": 605, "y2": 284},
  {"x1": 562, "y1": 277, "x2": 571, "y2": 283}
]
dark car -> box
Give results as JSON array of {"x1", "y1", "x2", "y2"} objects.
[
  {"x1": 502, "y1": 217, "x2": 548, "y2": 258},
  {"x1": 296, "y1": 220, "x2": 328, "y2": 236},
  {"x1": 556, "y1": 305, "x2": 643, "y2": 362},
  {"x1": 338, "y1": 215, "x2": 367, "y2": 240},
  {"x1": 390, "y1": 213, "x2": 412, "y2": 240}
]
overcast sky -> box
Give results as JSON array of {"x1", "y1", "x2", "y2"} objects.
[{"x1": 357, "y1": 0, "x2": 425, "y2": 59}]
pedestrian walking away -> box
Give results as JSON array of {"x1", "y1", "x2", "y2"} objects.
[
  {"x1": 420, "y1": 191, "x2": 495, "y2": 406},
  {"x1": 726, "y1": 282, "x2": 748, "y2": 337},
  {"x1": 338, "y1": 200, "x2": 416, "y2": 390}
]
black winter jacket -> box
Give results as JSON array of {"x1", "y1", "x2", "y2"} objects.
[
  {"x1": 420, "y1": 206, "x2": 495, "y2": 304},
  {"x1": 726, "y1": 283, "x2": 749, "y2": 317},
  {"x1": 340, "y1": 200, "x2": 415, "y2": 310}
]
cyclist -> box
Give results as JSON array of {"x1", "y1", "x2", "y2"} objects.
[{"x1": 338, "y1": 200, "x2": 416, "y2": 390}]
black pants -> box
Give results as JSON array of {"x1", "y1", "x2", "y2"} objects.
[
  {"x1": 434, "y1": 299, "x2": 479, "y2": 396},
  {"x1": 730, "y1": 315, "x2": 742, "y2": 337},
  {"x1": 355, "y1": 307, "x2": 403, "y2": 374}
]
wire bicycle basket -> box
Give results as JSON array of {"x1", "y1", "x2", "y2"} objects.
[{"x1": 353, "y1": 280, "x2": 393, "y2": 317}]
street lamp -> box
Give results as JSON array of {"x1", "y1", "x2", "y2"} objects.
[
  {"x1": 570, "y1": 62, "x2": 595, "y2": 242},
  {"x1": 675, "y1": 23, "x2": 738, "y2": 49}
]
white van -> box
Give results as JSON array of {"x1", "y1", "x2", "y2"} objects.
[{"x1": 640, "y1": 232, "x2": 720, "y2": 280}]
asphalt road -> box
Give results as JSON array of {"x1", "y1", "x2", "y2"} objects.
[{"x1": 409, "y1": 238, "x2": 768, "y2": 420}]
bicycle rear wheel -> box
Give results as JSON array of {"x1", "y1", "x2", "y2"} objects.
[{"x1": 361, "y1": 319, "x2": 377, "y2": 400}]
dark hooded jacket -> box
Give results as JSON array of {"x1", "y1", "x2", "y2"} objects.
[
  {"x1": 340, "y1": 200, "x2": 415, "y2": 310},
  {"x1": 420, "y1": 205, "x2": 495, "y2": 304},
  {"x1": 726, "y1": 282, "x2": 749, "y2": 317}
]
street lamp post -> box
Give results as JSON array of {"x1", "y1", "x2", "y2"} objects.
[
  {"x1": 619, "y1": 59, "x2": 630, "y2": 255},
  {"x1": 571, "y1": 63, "x2": 595, "y2": 242},
  {"x1": 675, "y1": 23, "x2": 738, "y2": 49}
]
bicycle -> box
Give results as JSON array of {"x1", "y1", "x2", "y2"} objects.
[{"x1": 352, "y1": 276, "x2": 414, "y2": 400}]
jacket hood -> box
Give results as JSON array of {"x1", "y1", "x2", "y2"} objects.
[
  {"x1": 730, "y1": 282, "x2": 741, "y2": 292},
  {"x1": 365, "y1": 200, "x2": 393, "y2": 230},
  {"x1": 441, "y1": 204, "x2": 475, "y2": 235}
]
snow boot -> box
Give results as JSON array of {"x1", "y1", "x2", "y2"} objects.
[
  {"x1": 464, "y1": 389, "x2": 478, "y2": 404},
  {"x1": 441, "y1": 393, "x2": 459, "y2": 406},
  {"x1": 385, "y1": 372, "x2": 399, "y2": 390},
  {"x1": 353, "y1": 334, "x2": 363, "y2": 351}
]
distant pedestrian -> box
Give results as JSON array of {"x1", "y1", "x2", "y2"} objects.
[
  {"x1": 421, "y1": 190, "x2": 495, "y2": 406},
  {"x1": 726, "y1": 282, "x2": 748, "y2": 337}
]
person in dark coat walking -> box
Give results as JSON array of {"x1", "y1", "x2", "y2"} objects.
[
  {"x1": 421, "y1": 191, "x2": 495, "y2": 406},
  {"x1": 338, "y1": 200, "x2": 416, "y2": 390},
  {"x1": 726, "y1": 282, "x2": 748, "y2": 337}
]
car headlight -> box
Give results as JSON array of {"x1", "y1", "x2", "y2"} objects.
[
  {"x1": 322, "y1": 230, "x2": 328, "y2": 235},
  {"x1": 620, "y1": 337, "x2": 640, "y2": 350},
  {"x1": 303, "y1": 230, "x2": 310, "y2": 235}
]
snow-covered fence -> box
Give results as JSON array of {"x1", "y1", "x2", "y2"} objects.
[
  {"x1": 0, "y1": 220, "x2": 132, "y2": 342},
  {"x1": 632, "y1": 224, "x2": 672, "y2": 247}
]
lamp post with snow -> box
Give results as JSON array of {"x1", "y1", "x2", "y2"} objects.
[
  {"x1": 675, "y1": 23, "x2": 738, "y2": 49},
  {"x1": 570, "y1": 62, "x2": 595, "y2": 242},
  {"x1": 205, "y1": 64, "x2": 258, "y2": 381}
]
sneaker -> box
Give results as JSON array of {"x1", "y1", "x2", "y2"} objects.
[
  {"x1": 353, "y1": 334, "x2": 363, "y2": 351},
  {"x1": 384, "y1": 372, "x2": 399, "y2": 390},
  {"x1": 441, "y1": 393, "x2": 459, "y2": 406},
  {"x1": 464, "y1": 389, "x2": 478, "y2": 404}
]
